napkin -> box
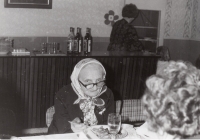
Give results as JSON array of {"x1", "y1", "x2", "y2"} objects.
[
  {"x1": 78, "y1": 131, "x2": 90, "y2": 139},
  {"x1": 69, "y1": 121, "x2": 88, "y2": 133},
  {"x1": 121, "y1": 124, "x2": 140, "y2": 139},
  {"x1": 10, "y1": 136, "x2": 21, "y2": 140},
  {"x1": 136, "y1": 122, "x2": 178, "y2": 139}
]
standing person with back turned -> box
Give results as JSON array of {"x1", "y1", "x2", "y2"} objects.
[
  {"x1": 48, "y1": 58, "x2": 115, "y2": 134},
  {"x1": 107, "y1": 3, "x2": 144, "y2": 52}
]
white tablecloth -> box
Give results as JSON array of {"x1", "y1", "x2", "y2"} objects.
[
  {"x1": 12, "y1": 132, "x2": 88, "y2": 140},
  {"x1": 13, "y1": 123, "x2": 200, "y2": 139},
  {"x1": 12, "y1": 124, "x2": 140, "y2": 140}
]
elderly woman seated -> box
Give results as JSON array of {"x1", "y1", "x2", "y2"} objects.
[
  {"x1": 48, "y1": 58, "x2": 115, "y2": 134},
  {"x1": 137, "y1": 60, "x2": 200, "y2": 139}
]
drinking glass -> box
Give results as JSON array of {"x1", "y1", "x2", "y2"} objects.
[
  {"x1": 41, "y1": 43, "x2": 47, "y2": 54},
  {"x1": 47, "y1": 43, "x2": 53, "y2": 54},
  {"x1": 107, "y1": 113, "x2": 121, "y2": 139}
]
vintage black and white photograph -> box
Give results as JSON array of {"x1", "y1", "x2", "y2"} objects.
[{"x1": 0, "y1": 0, "x2": 200, "y2": 139}]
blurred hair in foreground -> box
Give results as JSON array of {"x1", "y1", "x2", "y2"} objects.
[{"x1": 142, "y1": 60, "x2": 200, "y2": 138}]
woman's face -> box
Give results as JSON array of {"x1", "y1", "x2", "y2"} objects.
[{"x1": 78, "y1": 63, "x2": 105, "y2": 97}]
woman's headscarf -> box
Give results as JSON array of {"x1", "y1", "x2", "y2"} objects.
[{"x1": 70, "y1": 58, "x2": 107, "y2": 104}]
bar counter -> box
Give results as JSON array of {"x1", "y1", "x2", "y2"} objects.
[
  {"x1": 1, "y1": 50, "x2": 159, "y2": 57},
  {"x1": 0, "y1": 51, "x2": 160, "y2": 129}
]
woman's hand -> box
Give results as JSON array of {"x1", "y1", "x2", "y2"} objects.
[{"x1": 70, "y1": 117, "x2": 87, "y2": 133}]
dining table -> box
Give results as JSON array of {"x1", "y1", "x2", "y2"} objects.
[
  {"x1": 11, "y1": 124, "x2": 141, "y2": 140},
  {"x1": 10, "y1": 123, "x2": 200, "y2": 140}
]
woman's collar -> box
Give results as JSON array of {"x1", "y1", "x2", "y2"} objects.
[{"x1": 123, "y1": 17, "x2": 134, "y2": 23}]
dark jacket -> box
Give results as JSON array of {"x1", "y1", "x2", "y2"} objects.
[
  {"x1": 107, "y1": 19, "x2": 143, "y2": 51},
  {"x1": 48, "y1": 84, "x2": 115, "y2": 134}
]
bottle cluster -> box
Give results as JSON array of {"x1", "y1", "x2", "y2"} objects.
[{"x1": 67, "y1": 27, "x2": 92, "y2": 54}]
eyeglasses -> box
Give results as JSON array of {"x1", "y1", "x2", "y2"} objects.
[{"x1": 79, "y1": 80, "x2": 106, "y2": 89}]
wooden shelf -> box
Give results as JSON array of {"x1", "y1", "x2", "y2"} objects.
[
  {"x1": 139, "y1": 39, "x2": 157, "y2": 42},
  {"x1": 129, "y1": 9, "x2": 160, "y2": 52},
  {"x1": 134, "y1": 26, "x2": 157, "y2": 29}
]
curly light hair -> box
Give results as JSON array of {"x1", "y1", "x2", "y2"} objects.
[{"x1": 142, "y1": 60, "x2": 200, "y2": 138}]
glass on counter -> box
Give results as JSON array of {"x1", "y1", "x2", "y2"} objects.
[
  {"x1": 41, "y1": 43, "x2": 47, "y2": 54},
  {"x1": 41, "y1": 42, "x2": 60, "y2": 54}
]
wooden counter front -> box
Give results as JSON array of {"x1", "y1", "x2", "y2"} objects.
[{"x1": 0, "y1": 51, "x2": 160, "y2": 128}]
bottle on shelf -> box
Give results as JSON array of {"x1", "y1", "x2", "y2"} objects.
[
  {"x1": 88, "y1": 28, "x2": 93, "y2": 51},
  {"x1": 79, "y1": 28, "x2": 83, "y2": 52},
  {"x1": 67, "y1": 27, "x2": 75, "y2": 54},
  {"x1": 84, "y1": 28, "x2": 92, "y2": 54},
  {"x1": 74, "y1": 27, "x2": 82, "y2": 54}
]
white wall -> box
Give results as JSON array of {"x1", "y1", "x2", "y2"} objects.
[
  {"x1": 0, "y1": 0, "x2": 168, "y2": 46},
  {"x1": 125, "y1": 0, "x2": 167, "y2": 46},
  {"x1": 0, "y1": 0, "x2": 123, "y2": 37}
]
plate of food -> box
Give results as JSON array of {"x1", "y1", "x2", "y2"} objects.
[{"x1": 85, "y1": 125, "x2": 128, "y2": 139}]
